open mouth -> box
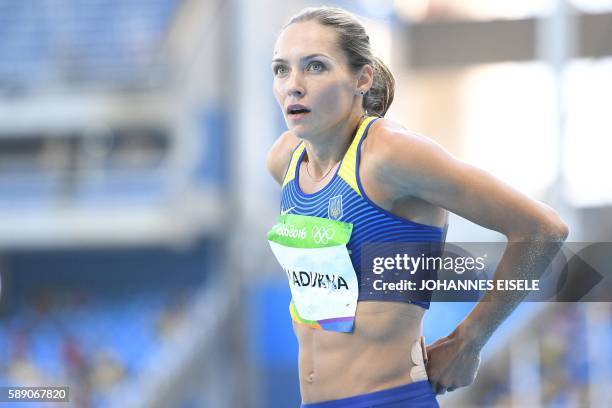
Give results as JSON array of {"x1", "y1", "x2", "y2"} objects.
[{"x1": 287, "y1": 105, "x2": 311, "y2": 118}]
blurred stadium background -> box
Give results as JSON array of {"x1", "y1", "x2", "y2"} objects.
[{"x1": 0, "y1": 0, "x2": 610, "y2": 407}]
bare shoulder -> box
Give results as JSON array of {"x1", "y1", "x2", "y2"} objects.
[
  {"x1": 266, "y1": 130, "x2": 301, "y2": 185},
  {"x1": 362, "y1": 117, "x2": 454, "y2": 198},
  {"x1": 365, "y1": 117, "x2": 448, "y2": 163}
]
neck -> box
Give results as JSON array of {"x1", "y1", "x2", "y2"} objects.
[{"x1": 301, "y1": 111, "x2": 367, "y2": 178}]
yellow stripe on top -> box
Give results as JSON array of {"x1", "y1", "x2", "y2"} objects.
[
  {"x1": 282, "y1": 141, "x2": 306, "y2": 187},
  {"x1": 337, "y1": 116, "x2": 378, "y2": 196},
  {"x1": 281, "y1": 116, "x2": 377, "y2": 191}
]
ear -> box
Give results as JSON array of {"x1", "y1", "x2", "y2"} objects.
[{"x1": 356, "y1": 64, "x2": 374, "y2": 93}]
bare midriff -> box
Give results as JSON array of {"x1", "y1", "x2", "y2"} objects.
[{"x1": 295, "y1": 300, "x2": 425, "y2": 404}]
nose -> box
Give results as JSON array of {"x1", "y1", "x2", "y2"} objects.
[{"x1": 285, "y1": 71, "x2": 305, "y2": 98}]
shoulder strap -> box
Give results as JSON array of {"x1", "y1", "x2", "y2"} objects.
[
  {"x1": 337, "y1": 116, "x2": 378, "y2": 196},
  {"x1": 281, "y1": 141, "x2": 306, "y2": 187}
]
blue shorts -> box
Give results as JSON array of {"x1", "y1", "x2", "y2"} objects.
[{"x1": 300, "y1": 380, "x2": 439, "y2": 408}]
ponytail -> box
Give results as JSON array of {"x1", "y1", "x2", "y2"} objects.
[{"x1": 364, "y1": 56, "x2": 395, "y2": 117}]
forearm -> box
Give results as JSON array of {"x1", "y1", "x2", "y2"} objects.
[{"x1": 456, "y1": 230, "x2": 568, "y2": 351}]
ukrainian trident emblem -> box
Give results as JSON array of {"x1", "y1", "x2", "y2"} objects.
[{"x1": 328, "y1": 195, "x2": 343, "y2": 220}]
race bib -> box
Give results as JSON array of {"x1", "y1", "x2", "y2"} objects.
[{"x1": 267, "y1": 214, "x2": 358, "y2": 332}]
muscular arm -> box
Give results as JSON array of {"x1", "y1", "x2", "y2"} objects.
[{"x1": 367, "y1": 120, "x2": 569, "y2": 393}]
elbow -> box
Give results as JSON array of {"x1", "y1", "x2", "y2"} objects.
[
  {"x1": 509, "y1": 210, "x2": 570, "y2": 242},
  {"x1": 540, "y1": 217, "x2": 569, "y2": 242},
  {"x1": 538, "y1": 207, "x2": 570, "y2": 241}
]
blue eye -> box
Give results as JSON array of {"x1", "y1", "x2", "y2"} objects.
[
  {"x1": 307, "y1": 61, "x2": 324, "y2": 72},
  {"x1": 274, "y1": 65, "x2": 288, "y2": 76}
]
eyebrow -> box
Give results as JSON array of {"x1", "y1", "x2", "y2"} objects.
[{"x1": 271, "y1": 53, "x2": 330, "y2": 63}]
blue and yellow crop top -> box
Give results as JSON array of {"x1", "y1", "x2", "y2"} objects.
[{"x1": 279, "y1": 116, "x2": 448, "y2": 309}]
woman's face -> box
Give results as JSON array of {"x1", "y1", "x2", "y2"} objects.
[{"x1": 272, "y1": 21, "x2": 360, "y2": 137}]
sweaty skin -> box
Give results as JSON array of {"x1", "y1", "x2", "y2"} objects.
[
  {"x1": 268, "y1": 120, "x2": 447, "y2": 403},
  {"x1": 268, "y1": 18, "x2": 568, "y2": 402}
]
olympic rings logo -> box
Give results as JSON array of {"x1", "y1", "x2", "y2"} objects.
[{"x1": 311, "y1": 226, "x2": 335, "y2": 244}]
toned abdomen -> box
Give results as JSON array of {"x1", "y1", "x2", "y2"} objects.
[{"x1": 294, "y1": 301, "x2": 426, "y2": 403}]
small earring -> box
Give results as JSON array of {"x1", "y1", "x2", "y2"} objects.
[{"x1": 359, "y1": 90, "x2": 364, "y2": 95}]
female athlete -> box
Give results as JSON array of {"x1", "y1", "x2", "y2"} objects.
[{"x1": 266, "y1": 6, "x2": 569, "y2": 408}]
